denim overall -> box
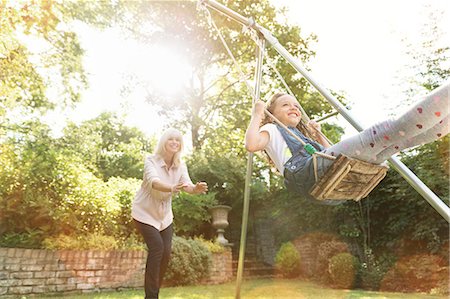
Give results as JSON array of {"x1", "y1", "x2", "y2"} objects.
[{"x1": 277, "y1": 125, "x2": 341, "y2": 205}]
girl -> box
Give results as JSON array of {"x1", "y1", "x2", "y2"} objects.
[
  {"x1": 245, "y1": 82, "x2": 449, "y2": 204},
  {"x1": 131, "y1": 128, "x2": 208, "y2": 299}
]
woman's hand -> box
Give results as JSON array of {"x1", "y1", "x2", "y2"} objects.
[
  {"x1": 190, "y1": 182, "x2": 208, "y2": 194},
  {"x1": 171, "y1": 182, "x2": 188, "y2": 194}
]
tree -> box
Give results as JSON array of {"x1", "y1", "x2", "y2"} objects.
[
  {"x1": 396, "y1": 5, "x2": 450, "y2": 102},
  {"x1": 0, "y1": 0, "x2": 127, "y2": 134},
  {"x1": 336, "y1": 4, "x2": 450, "y2": 261},
  {"x1": 61, "y1": 112, "x2": 153, "y2": 180},
  {"x1": 120, "y1": 0, "x2": 339, "y2": 150}
]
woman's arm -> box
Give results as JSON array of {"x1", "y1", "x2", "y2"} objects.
[
  {"x1": 183, "y1": 182, "x2": 208, "y2": 194},
  {"x1": 152, "y1": 180, "x2": 187, "y2": 193},
  {"x1": 245, "y1": 100, "x2": 270, "y2": 152}
]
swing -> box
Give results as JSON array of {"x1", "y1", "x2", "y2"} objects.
[
  {"x1": 265, "y1": 109, "x2": 388, "y2": 202},
  {"x1": 309, "y1": 154, "x2": 388, "y2": 201},
  {"x1": 202, "y1": 3, "x2": 388, "y2": 202}
]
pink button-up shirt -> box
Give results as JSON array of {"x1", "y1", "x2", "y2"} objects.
[{"x1": 131, "y1": 155, "x2": 193, "y2": 231}]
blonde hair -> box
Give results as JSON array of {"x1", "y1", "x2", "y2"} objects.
[
  {"x1": 154, "y1": 128, "x2": 184, "y2": 167},
  {"x1": 263, "y1": 92, "x2": 316, "y2": 140}
]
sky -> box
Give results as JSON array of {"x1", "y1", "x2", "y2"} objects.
[
  {"x1": 271, "y1": 0, "x2": 450, "y2": 135},
  {"x1": 45, "y1": 0, "x2": 450, "y2": 140}
]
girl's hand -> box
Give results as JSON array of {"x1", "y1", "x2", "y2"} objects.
[
  {"x1": 307, "y1": 120, "x2": 321, "y2": 132},
  {"x1": 253, "y1": 100, "x2": 265, "y2": 120},
  {"x1": 192, "y1": 182, "x2": 208, "y2": 194}
]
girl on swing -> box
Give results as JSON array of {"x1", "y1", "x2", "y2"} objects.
[{"x1": 245, "y1": 81, "x2": 449, "y2": 204}]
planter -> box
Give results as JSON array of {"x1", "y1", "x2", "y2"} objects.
[{"x1": 209, "y1": 205, "x2": 232, "y2": 246}]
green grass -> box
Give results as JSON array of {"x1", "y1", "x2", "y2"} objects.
[{"x1": 34, "y1": 278, "x2": 447, "y2": 299}]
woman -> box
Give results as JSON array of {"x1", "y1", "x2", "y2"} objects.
[
  {"x1": 245, "y1": 81, "x2": 449, "y2": 203},
  {"x1": 131, "y1": 128, "x2": 208, "y2": 299}
]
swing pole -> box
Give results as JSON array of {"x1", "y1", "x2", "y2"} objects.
[
  {"x1": 200, "y1": 0, "x2": 450, "y2": 223},
  {"x1": 235, "y1": 37, "x2": 266, "y2": 299}
]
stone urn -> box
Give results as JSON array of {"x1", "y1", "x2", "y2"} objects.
[{"x1": 209, "y1": 205, "x2": 232, "y2": 246}]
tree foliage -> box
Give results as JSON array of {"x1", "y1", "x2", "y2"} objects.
[
  {"x1": 62, "y1": 112, "x2": 153, "y2": 180},
  {"x1": 123, "y1": 0, "x2": 342, "y2": 150}
]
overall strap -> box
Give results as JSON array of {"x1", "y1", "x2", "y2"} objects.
[{"x1": 276, "y1": 125, "x2": 323, "y2": 155}]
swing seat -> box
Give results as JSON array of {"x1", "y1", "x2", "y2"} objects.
[{"x1": 309, "y1": 154, "x2": 388, "y2": 202}]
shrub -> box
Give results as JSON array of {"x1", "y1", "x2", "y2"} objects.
[
  {"x1": 0, "y1": 231, "x2": 45, "y2": 248},
  {"x1": 357, "y1": 249, "x2": 395, "y2": 291},
  {"x1": 380, "y1": 254, "x2": 448, "y2": 294},
  {"x1": 317, "y1": 240, "x2": 349, "y2": 281},
  {"x1": 275, "y1": 242, "x2": 301, "y2": 278},
  {"x1": 172, "y1": 192, "x2": 217, "y2": 237},
  {"x1": 42, "y1": 233, "x2": 119, "y2": 250},
  {"x1": 328, "y1": 252, "x2": 359, "y2": 289},
  {"x1": 195, "y1": 237, "x2": 226, "y2": 254},
  {"x1": 105, "y1": 176, "x2": 142, "y2": 238},
  {"x1": 292, "y1": 232, "x2": 345, "y2": 279},
  {"x1": 164, "y1": 236, "x2": 211, "y2": 286}
]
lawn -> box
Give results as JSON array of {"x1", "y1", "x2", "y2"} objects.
[{"x1": 34, "y1": 278, "x2": 447, "y2": 299}]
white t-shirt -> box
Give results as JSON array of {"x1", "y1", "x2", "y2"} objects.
[{"x1": 260, "y1": 123, "x2": 292, "y2": 175}]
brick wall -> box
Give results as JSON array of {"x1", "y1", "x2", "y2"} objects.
[
  {"x1": 202, "y1": 249, "x2": 233, "y2": 285},
  {"x1": 255, "y1": 220, "x2": 276, "y2": 266},
  {"x1": 0, "y1": 247, "x2": 232, "y2": 297}
]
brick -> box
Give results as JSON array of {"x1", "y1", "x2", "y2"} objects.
[
  {"x1": 44, "y1": 264, "x2": 60, "y2": 271},
  {"x1": 21, "y1": 265, "x2": 44, "y2": 271},
  {"x1": 66, "y1": 263, "x2": 85, "y2": 271},
  {"x1": 0, "y1": 286, "x2": 6, "y2": 295},
  {"x1": 22, "y1": 278, "x2": 46, "y2": 286},
  {"x1": 87, "y1": 276, "x2": 101, "y2": 284},
  {"x1": 0, "y1": 249, "x2": 7, "y2": 257},
  {"x1": 20, "y1": 258, "x2": 39, "y2": 265},
  {"x1": 8, "y1": 286, "x2": 32, "y2": 294},
  {"x1": 76, "y1": 271, "x2": 95, "y2": 277},
  {"x1": 92, "y1": 251, "x2": 103, "y2": 258},
  {"x1": 38, "y1": 250, "x2": 48, "y2": 259},
  {"x1": 32, "y1": 285, "x2": 56, "y2": 293},
  {"x1": 67, "y1": 277, "x2": 84, "y2": 284},
  {"x1": 22, "y1": 249, "x2": 33, "y2": 259},
  {"x1": 55, "y1": 271, "x2": 73, "y2": 278},
  {"x1": 15, "y1": 249, "x2": 26, "y2": 258},
  {"x1": 0, "y1": 271, "x2": 8, "y2": 280},
  {"x1": 4, "y1": 257, "x2": 19, "y2": 265},
  {"x1": 34, "y1": 271, "x2": 56, "y2": 279},
  {"x1": 0, "y1": 279, "x2": 20, "y2": 287},
  {"x1": 56, "y1": 284, "x2": 77, "y2": 292},
  {"x1": 46, "y1": 277, "x2": 67, "y2": 285},
  {"x1": 94, "y1": 270, "x2": 107, "y2": 277},
  {"x1": 31, "y1": 250, "x2": 40, "y2": 258},
  {"x1": 11, "y1": 272, "x2": 33, "y2": 279},
  {"x1": 7, "y1": 248, "x2": 15, "y2": 258},
  {"x1": 76, "y1": 283, "x2": 94, "y2": 290},
  {"x1": 56, "y1": 250, "x2": 68, "y2": 260}
]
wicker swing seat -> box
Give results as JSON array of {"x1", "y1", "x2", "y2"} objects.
[{"x1": 309, "y1": 154, "x2": 389, "y2": 202}]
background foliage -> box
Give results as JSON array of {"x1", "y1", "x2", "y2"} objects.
[{"x1": 0, "y1": 1, "x2": 448, "y2": 293}]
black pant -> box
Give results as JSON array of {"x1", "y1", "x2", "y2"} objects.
[{"x1": 134, "y1": 220, "x2": 173, "y2": 299}]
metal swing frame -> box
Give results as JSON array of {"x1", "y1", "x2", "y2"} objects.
[{"x1": 199, "y1": 1, "x2": 450, "y2": 298}]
